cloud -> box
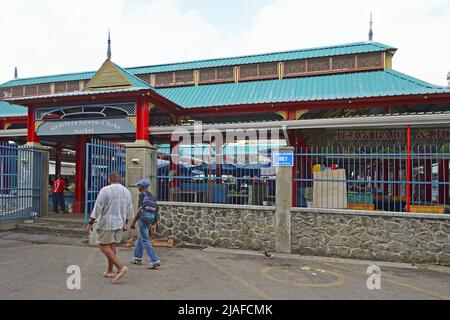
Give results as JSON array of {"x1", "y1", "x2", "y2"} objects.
[{"x1": 0, "y1": 0, "x2": 449, "y2": 86}]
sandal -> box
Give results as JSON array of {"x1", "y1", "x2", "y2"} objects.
[
  {"x1": 112, "y1": 266, "x2": 128, "y2": 284},
  {"x1": 103, "y1": 272, "x2": 115, "y2": 278}
]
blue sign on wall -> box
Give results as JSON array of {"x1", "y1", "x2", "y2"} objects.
[{"x1": 273, "y1": 150, "x2": 294, "y2": 167}]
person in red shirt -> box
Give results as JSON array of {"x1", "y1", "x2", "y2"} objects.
[{"x1": 52, "y1": 176, "x2": 66, "y2": 213}]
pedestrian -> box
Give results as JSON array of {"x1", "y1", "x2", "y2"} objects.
[
  {"x1": 85, "y1": 172, "x2": 133, "y2": 284},
  {"x1": 52, "y1": 175, "x2": 66, "y2": 213},
  {"x1": 130, "y1": 179, "x2": 161, "y2": 269}
]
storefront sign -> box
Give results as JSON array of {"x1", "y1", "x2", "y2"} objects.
[
  {"x1": 37, "y1": 118, "x2": 136, "y2": 136},
  {"x1": 273, "y1": 150, "x2": 294, "y2": 167}
]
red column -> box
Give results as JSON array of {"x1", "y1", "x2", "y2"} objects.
[
  {"x1": 393, "y1": 160, "x2": 400, "y2": 196},
  {"x1": 439, "y1": 160, "x2": 449, "y2": 205},
  {"x1": 27, "y1": 107, "x2": 40, "y2": 143},
  {"x1": 424, "y1": 159, "x2": 432, "y2": 203},
  {"x1": 406, "y1": 125, "x2": 412, "y2": 212},
  {"x1": 136, "y1": 96, "x2": 150, "y2": 141},
  {"x1": 287, "y1": 110, "x2": 298, "y2": 207},
  {"x1": 55, "y1": 145, "x2": 62, "y2": 178},
  {"x1": 73, "y1": 136, "x2": 87, "y2": 214}
]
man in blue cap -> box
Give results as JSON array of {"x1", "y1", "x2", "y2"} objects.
[{"x1": 130, "y1": 179, "x2": 161, "y2": 269}]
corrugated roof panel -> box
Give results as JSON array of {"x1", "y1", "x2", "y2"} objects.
[
  {"x1": 1, "y1": 41, "x2": 395, "y2": 88},
  {"x1": 156, "y1": 70, "x2": 450, "y2": 109},
  {"x1": 0, "y1": 101, "x2": 28, "y2": 117}
]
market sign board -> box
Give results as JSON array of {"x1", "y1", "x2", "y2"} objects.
[
  {"x1": 37, "y1": 118, "x2": 136, "y2": 136},
  {"x1": 273, "y1": 150, "x2": 294, "y2": 167}
]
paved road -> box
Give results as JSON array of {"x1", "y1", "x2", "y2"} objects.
[{"x1": 0, "y1": 237, "x2": 449, "y2": 300}]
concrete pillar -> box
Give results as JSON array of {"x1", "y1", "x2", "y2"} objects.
[
  {"x1": 275, "y1": 147, "x2": 293, "y2": 254},
  {"x1": 125, "y1": 140, "x2": 157, "y2": 239},
  {"x1": 23, "y1": 142, "x2": 50, "y2": 217}
]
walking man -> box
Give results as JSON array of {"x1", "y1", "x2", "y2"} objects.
[
  {"x1": 85, "y1": 172, "x2": 133, "y2": 284},
  {"x1": 52, "y1": 176, "x2": 66, "y2": 213},
  {"x1": 131, "y1": 179, "x2": 161, "y2": 269}
]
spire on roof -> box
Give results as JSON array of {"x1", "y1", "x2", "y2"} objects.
[
  {"x1": 107, "y1": 30, "x2": 112, "y2": 60},
  {"x1": 14, "y1": 67, "x2": 18, "y2": 80},
  {"x1": 368, "y1": 12, "x2": 374, "y2": 41}
]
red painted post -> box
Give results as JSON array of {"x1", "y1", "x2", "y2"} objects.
[
  {"x1": 136, "y1": 96, "x2": 150, "y2": 141},
  {"x1": 406, "y1": 125, "x2": 411, "y2": 212},
  {"x1": 73, "y1": 136, "x2": 87, "y2": 214},
  {"x1": 27, "y1": 107, "x2": 40, "y2": 143},
  {"x1": 55, "y1": 145, "x2": 62, "y2": 178},
  {"x1": 424, "y1": 159, "x2": 432, "y2": 203},
  {"x1": 439, "y1": 159, "x2": 449, "y2": 205}
]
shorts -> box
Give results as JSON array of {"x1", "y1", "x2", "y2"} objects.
[{"x1": 96, "y1": 229, "x2": 124, "y2": 245}]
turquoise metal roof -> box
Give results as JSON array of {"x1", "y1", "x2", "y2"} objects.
[
  {"x1": 155, "y1": 70, "x2": 450, "y2": 109},
  {"x1": 0, "y1": 101, "x2": 27, "y2": 117},
  {"x1": 0, "y1": 41, "x2": 395, "y2": 87},
  {"x1": 127, "y1": 41, "x2": 395, "y2": 74}
]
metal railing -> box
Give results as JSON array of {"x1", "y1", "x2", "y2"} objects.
[
  {"x1": 156, "y1": 150, "x2": 276, "y2": 206},
  {"x1": 293, "y1": 145, "x2": 450, "y2": 213},
  {"x1": 0, "y1": 142, "x2": 43, "y2": 221},
  {"x1": 84, "y1": 139, "x2": 126, "y2": 226}
]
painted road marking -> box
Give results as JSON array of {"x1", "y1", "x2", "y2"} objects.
[
  {"x1": 193, "y1": 251, "x2": 272, "y2": 300},
  {"x1": 306, "y1": 257, "x2": 450, "y2": 300},
  {"x1": 260, "y1": 265, "x2": 345, "y2": 288}
]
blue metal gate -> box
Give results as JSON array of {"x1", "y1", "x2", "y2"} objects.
[
  {"x1": 0, "y1": 142, "x2": 44, "y2": 221},
  {"x1": 84, "y1": 139, "x2": 126, "y2": 226}
]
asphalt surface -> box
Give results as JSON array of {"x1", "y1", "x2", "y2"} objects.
[{"x1": 0, "y1": 236, "x2": 449, "y2": 300}]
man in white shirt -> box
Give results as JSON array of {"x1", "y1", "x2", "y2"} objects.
[{"x1": 85, "y1": 172, "x2": 133, "y2": 284}]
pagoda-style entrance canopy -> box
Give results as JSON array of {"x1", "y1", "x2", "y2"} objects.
[{"x1": 2, "y1": 58, "x2": 180, "y2": 212}]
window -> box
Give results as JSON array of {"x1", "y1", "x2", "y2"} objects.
[
  {"x1": 284, "y1": 60, "x2": 307, "y2": 76},
  {"x1": 55, "y1": 82, "x2": 67, "y2": 93},
  {"x1": 137, "y1": 74, "x2": 150, "y2": 84},
  {"x1": 357, "y1": 52, "x2": 382, "y2": 69},
  {"x1": 199, "y1": 66, "x2": 234, "y2": 83},
  {"x1": 332, "y1": 55, "x2": 355, "y2": 70},
  {"x1": 216, "y1": 66, "x2": 234, "y2": 81},
  {"x1": 240, "y1": 64, "x2": 258, "y2": 79},
  {"x1": 308, "y1": 57, "x2": 330, "y2": 72},
  {"x1": 258, "y1": 62, "x2": 278, "y2": 78},
  {"x1": 24, "y1": 85, "x2": 38, "y2": 96},
  {"x1": 38, "y1": 84, "x2": 51, "y2": 95},
  {"x1": 11, "y1": 86, "x2": 23, "y2": 97},
  {"x1": 175, "y1": 70, "x2": 194, "y2": 85},
  {"x1": 155, "y1": 72, "x2": 175, "y2": 87},
  {"x1": 67, "y1": 81, "x2": 80, "y2": 92}
]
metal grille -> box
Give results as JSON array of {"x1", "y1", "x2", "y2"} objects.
[
  {"x1": 0, "y1": 142, "x2": 44, "y2": 221},
  {"x1": 293, "y1": 145, "x2": 450, "y2": 213},
  {"x1": 84, "y1": 139, "x2": 126, "y2": 226},
  {"x1": 157, "y1": 144, "x2": 276, "y2": 206},
  {"x1": 357, "y1": 52, "x2": 382, "y2": 68}
]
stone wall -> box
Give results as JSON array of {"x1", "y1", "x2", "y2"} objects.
[
  {"x1": 158, "y1": 202, "x2": 276, "y2": 251},
  {"x1": 292, "y1": 208, "x2": 450, "y2": 265}
]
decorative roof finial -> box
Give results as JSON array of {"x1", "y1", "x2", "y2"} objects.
[
  {"x1": 107, "y1": 30, "x2": 112, "y2": 60},
  {"x1": 369, "y1": 12, "x2": 374, "y2": 41},
  {"x1": 14, "y1": 67, "x2": 18, "y2": 80}
]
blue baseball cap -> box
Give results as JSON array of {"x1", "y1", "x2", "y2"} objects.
[{"x1": 136, "y1": 179, "x2": 150, "y2": 187}]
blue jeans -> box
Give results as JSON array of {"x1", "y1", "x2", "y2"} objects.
[
  {"x1": 133, "y1": 218, "x2": 160, "y2": 265},
  {"x1": 52, "y1": 192, "x2": 65, "y2": 213}
]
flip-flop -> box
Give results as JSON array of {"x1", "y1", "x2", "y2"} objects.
[
  {"x1": 103, "y1": 272, "x2": 115, "y2": 278},
  {"x1": 112, "y1": 266, "x2": 128, "y2": 284}
]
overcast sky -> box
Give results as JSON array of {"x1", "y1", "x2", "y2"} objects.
[{"x1": 0, "y1": 0, "x2": 449, "y2": 85}]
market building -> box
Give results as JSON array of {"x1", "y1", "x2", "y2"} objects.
[{"x1": 1, "y1": 38, "x2": 450, "y2": 221}]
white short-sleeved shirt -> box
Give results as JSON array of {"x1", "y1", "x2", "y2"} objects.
[{"x1": 90, "y1": 184, "x2": 134, "y2": 231}]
